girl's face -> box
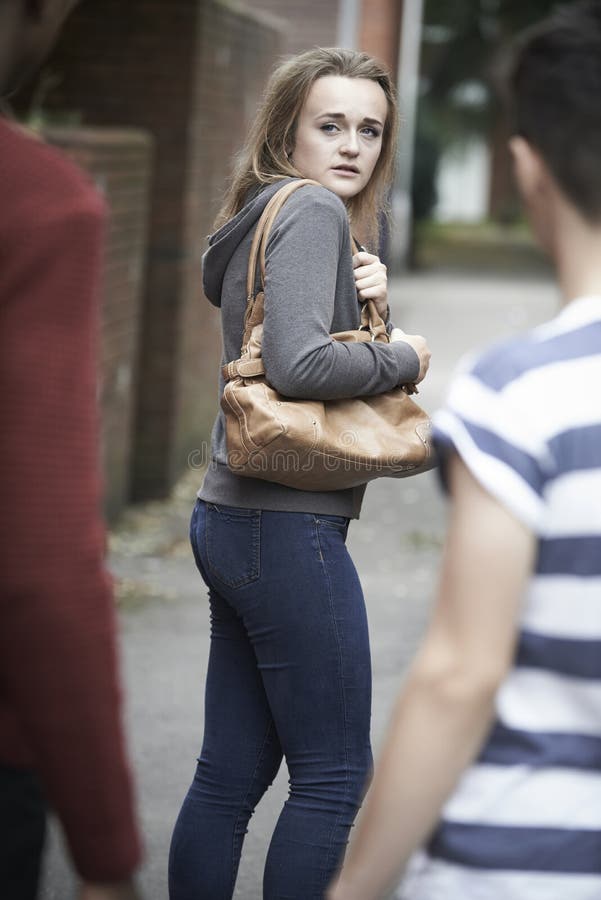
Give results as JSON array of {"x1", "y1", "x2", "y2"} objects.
[{"x1": 290, "y1": 75, "x2": 388, "y2": 201}]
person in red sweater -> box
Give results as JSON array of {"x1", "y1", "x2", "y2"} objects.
[{"x1": 0, "y1": 3, "x2": 142, "y2": 899}]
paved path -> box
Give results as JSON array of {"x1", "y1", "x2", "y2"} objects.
[{"x1": 40, "y1": 270, "x2": 557, "y2": 899}]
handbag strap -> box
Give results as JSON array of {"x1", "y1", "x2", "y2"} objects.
[
  {"x1": 242, "y1": 178, "x2": 387, "y2": 351},
  {"x1": 245, "y1": 179, "x2": 320, "y2": 300}
]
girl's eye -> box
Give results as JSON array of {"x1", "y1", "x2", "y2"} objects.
[{"x1": 319, "y1": 123, "x2": 381, "y2": 138}]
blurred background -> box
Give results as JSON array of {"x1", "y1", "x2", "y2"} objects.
[{"x1": 7, "y1": 0, "x2": 559, "y2": 524}]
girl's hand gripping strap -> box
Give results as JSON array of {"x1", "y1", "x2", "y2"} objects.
[{"x1": 241, "y1": 178, "x2": 388, "y2": 351}]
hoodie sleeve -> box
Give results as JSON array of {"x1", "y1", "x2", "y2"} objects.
[{"x1": 261, "y1": 186, "x2": 419, "y2": 400}]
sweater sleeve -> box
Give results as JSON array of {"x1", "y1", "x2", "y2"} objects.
[
  {"x1": 0, "y1": 176, "x2": 142, "y2": 880},
  {"x1": 261, "y1": 187, "x2": 419, "y2": 400}
]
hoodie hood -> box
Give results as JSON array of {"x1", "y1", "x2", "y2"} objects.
[{"x1": 202, "y1": 178, "x2": 296, "y2": 308}]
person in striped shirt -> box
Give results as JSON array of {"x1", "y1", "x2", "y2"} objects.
[{"x1": 328, "y1": 2, "x2": 601, "y2": 898}]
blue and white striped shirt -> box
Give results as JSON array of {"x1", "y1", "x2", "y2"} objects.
[{"x1": 401, "y1": 295, "x2": 601, "y2": 900}]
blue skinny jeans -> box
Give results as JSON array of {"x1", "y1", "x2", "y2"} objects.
[{"x1": 168, "y1": 500, "x2": 372, "y2": 899}]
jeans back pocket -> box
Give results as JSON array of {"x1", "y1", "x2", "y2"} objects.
[
  {"x1": 205, "y1": 503, "x2": 261, "y2": 588},
  {"x1": 314, "y1": 514, "x2": 350, "y2": 537}
]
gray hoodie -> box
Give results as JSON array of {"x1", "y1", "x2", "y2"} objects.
[{"x1": 198, "y1": 178, "x2": 420, "y2": 518}]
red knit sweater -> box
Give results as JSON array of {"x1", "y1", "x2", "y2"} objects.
[{"x1": 0, "y1": 118, "x2": 142, "y2": 881}]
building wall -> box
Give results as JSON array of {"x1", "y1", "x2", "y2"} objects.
[
  {"x1": 175, "y1": 0, "x2": 283, "y2": 482},
  {"x1": 358, "y1": 0, "x2": 403, "y2": 76},
  {"x1": 43, "y1": 128, "x2": 153, "y2": 520},
  {"x1": 239, "y1": 0, "x2": 401, "y2": 67},
  {"x1": 21, "y1": 0, "x2": 282, "y2": 502},
  {"x1": 239, "y1": 0, "x2": 339, "y2": 55}
]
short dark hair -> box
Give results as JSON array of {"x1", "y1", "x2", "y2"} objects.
[{"x1": 508, "y1": 0, "x2": 601, "y2": 222}]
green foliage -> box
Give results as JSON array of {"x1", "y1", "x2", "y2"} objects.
[
  {"x1": 412, "y1": 0, "x2": 563, "y2": 222},
  {"x1": 421, "y1": 0, "x2": 561, "y2": 136}
]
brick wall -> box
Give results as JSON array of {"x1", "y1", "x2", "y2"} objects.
[
  {"x1": 43, "y1": 128, "x2": 153, "y2": 520},
  {"x1": 240, "y1": 0, "x2": 339, "y2": 55},
  {"x1": 241, "y1": 0, "x2": 402, "y2": 66},
  {"x1": 175, "y1": 0, "x2": 282, "y2": 481},
  {"x1": 22, "y1": 0, "x2": 282, "y2": 501},
  {"x1": 358, "y1": 0, "x2": 403, "y2": 77}
]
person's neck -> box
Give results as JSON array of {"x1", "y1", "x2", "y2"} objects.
[{"x1": 554, "y1": 205, "x2": 601, "y2": 306}]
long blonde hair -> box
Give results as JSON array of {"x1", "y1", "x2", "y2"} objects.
[{"x1": 214, "y1": 47, "x2": 399, "y2": 247}]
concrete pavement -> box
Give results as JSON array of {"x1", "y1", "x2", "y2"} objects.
[{"x1": 40, "y1": 269, "x2": 557, "y2": 899}]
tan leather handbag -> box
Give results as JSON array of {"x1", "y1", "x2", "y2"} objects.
[{"x1": 221, "y1": 179, "x2": 433, "y2": 491}]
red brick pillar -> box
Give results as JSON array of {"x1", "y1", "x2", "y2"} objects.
[{"x1": 358, "y1": 0, "x2": 403, "y2": 78}]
